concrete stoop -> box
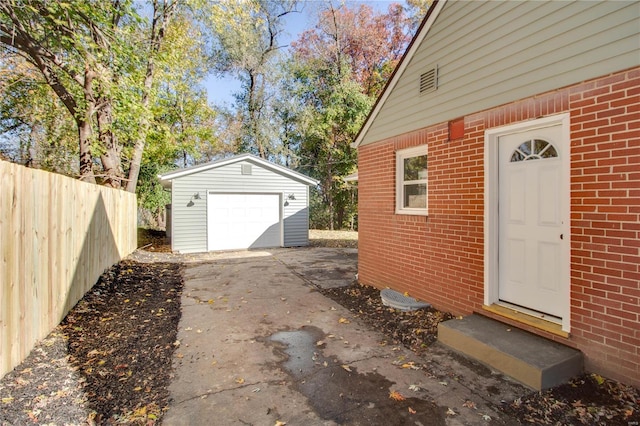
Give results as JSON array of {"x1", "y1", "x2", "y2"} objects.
[{"x1": 437, "y1": 314, "x2": 583, "y2": 390}]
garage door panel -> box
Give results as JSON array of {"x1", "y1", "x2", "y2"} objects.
[{"x1": 207, "y1": 193, "x2": 281, "y2": 251}]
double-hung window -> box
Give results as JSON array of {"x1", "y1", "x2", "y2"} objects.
[{"x1": 396, "y1": 146, "x2": 428, "y2": 215}]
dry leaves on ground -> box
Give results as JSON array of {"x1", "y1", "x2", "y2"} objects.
[{"x1": 0, "y1": 260, "x2": 183, "y2": 425}]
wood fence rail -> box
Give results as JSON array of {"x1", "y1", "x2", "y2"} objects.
[{"x1": 0, "y1": 161, "x2": 137, "y2": 378}]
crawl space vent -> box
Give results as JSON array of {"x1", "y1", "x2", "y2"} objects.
[
  {"x1": 419, "y1": 66, "x2": 438, "y2": 94},
  {"x1": 241, "y1": 164, "x2": 252, "y2": 175},
  {"x1": 381, "y1": 288, "x2": 431, "y2": 311}
]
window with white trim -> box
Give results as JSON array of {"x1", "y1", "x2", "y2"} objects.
[{"x1": 396, "y1": 146, "x2": 428, "y2": 215}]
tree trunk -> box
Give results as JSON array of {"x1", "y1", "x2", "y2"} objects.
[
  {"x1": 326, "y1": 157, "x2": 334, "y2": 231},
  {"x1": 126, "y1": 61, "x2": 153, "y2": 193},
  {"x1": 77, "y1": 119, "x2": 95, "y2": 183},
  {"x1": 78, "y1": 67, "x2": 96, "y2": 183},
  {"x1": 97, "y1": 100, "x2": 123, "y2": 188},
  {"x1": 126, "y1": 0, "x2": 172, "y2": 193}
]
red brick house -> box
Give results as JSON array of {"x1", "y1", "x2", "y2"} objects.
[{"x1": 354, "y1": 0, "x2": 639, "y2": 387}]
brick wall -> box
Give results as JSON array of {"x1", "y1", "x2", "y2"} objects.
[{"x1": 357, "y1": 67, "x2": 640, "y2": 387}]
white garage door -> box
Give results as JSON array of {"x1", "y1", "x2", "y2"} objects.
[{"x1": 207, "y1": 193, "x2": 282, "y2": 251}]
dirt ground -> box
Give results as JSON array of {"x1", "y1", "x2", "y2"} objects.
[{"x1": 0, "y1": 229, "x2": 638, "y2": 425}]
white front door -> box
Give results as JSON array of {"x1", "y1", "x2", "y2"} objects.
[
  {"x1": 498, "y1": 124, "x2": 567, "y2": 318},
  {"x1": 207, "y1": 193, "x2": 282, "y2": 251}
]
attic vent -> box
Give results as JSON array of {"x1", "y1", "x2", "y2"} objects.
[
  {"x1": 419, "y1": 66, "x2": 438, "y2": 94},
  {"x1": 241, "y1": 164, "x2": 252, "y2": 175}
]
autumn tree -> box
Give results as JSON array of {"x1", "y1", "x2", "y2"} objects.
[
  {"x1": 405, "y1": 0, "x2": 433, "y2": 31},
  {"x1": 0, "y1": 51, "x2": 77, "y2": 173},
  {"x1": 293, "y1": 2, "x2": 410, "y2": 98},
  {"x1": 286, "y1": 2, "x2": 411, "y2": 229},
  {"x1": 0, "y1": 0, "x2": 133, "y2": 183},
  {"x1": 292, "y1": 57, "x2": 371, "y2": 230},
  {"x1": 203, "y1": 0, "x2": 300, "y2": 160},
  {"x1": 0, "y1": 0, "x2": 199, "y2": 194}
]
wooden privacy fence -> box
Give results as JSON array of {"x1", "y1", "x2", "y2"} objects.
[{"x1": 0, "y1": 161, "x2": 137, "y2": 378}]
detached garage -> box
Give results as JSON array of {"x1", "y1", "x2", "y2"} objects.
[{"x1": 159, "y1": 154, "x2": 318, "y2": 253}]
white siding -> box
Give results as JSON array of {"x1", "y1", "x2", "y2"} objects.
[
  {"x1": 170, "y1": 159, "x2": 310, "y2": 253},
  {"x1": 361, "y1": 0, "x2": 640, "y2": 145}
]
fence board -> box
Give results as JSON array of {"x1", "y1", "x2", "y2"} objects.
[{"x1": 0, "y1": 161, "x2": 137, "y2": 378}]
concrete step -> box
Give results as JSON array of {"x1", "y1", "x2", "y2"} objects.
[{"x1": 437, "y1": 314, "x2": 583, "y2": 390}]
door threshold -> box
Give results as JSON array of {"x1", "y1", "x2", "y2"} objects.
[{"x1": 482, "y1": 303, "x2": 568, "y2": 338}]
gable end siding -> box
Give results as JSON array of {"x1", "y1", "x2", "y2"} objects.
[{"x1": 361, "y1": 0, "x2": 640, "y2": 145}]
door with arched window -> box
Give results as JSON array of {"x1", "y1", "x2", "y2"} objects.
[{"x1": 498, "y1": 124, "x2": 568, "y2": 319}]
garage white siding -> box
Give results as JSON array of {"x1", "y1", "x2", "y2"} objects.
[{"x1": 162, "y1": 155, "x2": 316, "y2": 253}]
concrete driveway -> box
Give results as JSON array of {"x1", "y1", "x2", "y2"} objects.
[{"x1": 162, "y1": 247, "x2": 525, "y2": 425}]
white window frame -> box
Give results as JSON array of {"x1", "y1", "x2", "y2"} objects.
[{"x1": 396, "y1": 145, "x2": 428, "y2": 216}]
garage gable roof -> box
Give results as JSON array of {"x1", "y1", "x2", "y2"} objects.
[{"x1": 158, "y1": 153, "x2": 319, "y2": 187}]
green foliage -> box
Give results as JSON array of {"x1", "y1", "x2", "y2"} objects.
[
  {"x1": 288, "y1": 56, "x2": 370, "y2": 229},
  {"x1": 309, "y1": 187, "x2": 330, "y2": 230},
  {"x1": 202, "y1": 0, "x2": 300, "y2": 160},
  {"x1": 0, "y1": 53, "x2": 78, "y2": 174},
  {"x1": 0, "y1": 0, "x2": 224, "y2": 200},
  {"x1": 136, "y1": 161, "x2": 172, "y2": 216},
  {"x1": 1, "y1": 0, "x2": 418, "y2": 231}
]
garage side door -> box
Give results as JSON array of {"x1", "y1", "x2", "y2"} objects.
[{"x1": 207, "y1": 193, "x2": 282, "y2": 251}]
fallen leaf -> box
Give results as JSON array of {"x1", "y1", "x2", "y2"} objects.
[
  {"x1": 592, "y1": 373, "x2": 605, "y2": 385},
  {"x1": 2, "y1": 397, "x2": 14, "y2": 404},
  {"x1": 235, "y1": 377, "x2": 245, "y2": 384},
  {"x1": 338, "y1": 317, "x2": 350, "y2": 324},
  {"x1": 408, "y1": 407, "x2": 416, "y2": 414},
  {"x1": 316, "y1": 340, "x2": 325, "y2": 346},
  {"x1": 447, "y1": 408, "x2": 456, "y2": 416},
  {"x1": 482, "y1": 414, "x2": 491, "y2": 421},
  {"x1": 462, "y1": 400, "x2": 477, "y2": 409},
  {"x1": 274, "y1": 421, "x2": 286, "y2": 426},
  {"x1": 389, "y1": 390, "x2": 405, "y2": 401},
  {"x1": 409, "y1": 384, "x2": 421, "y2": 392},
  {"x1": 341, "y1": 365, "x2": 352, "y2": 372}
]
